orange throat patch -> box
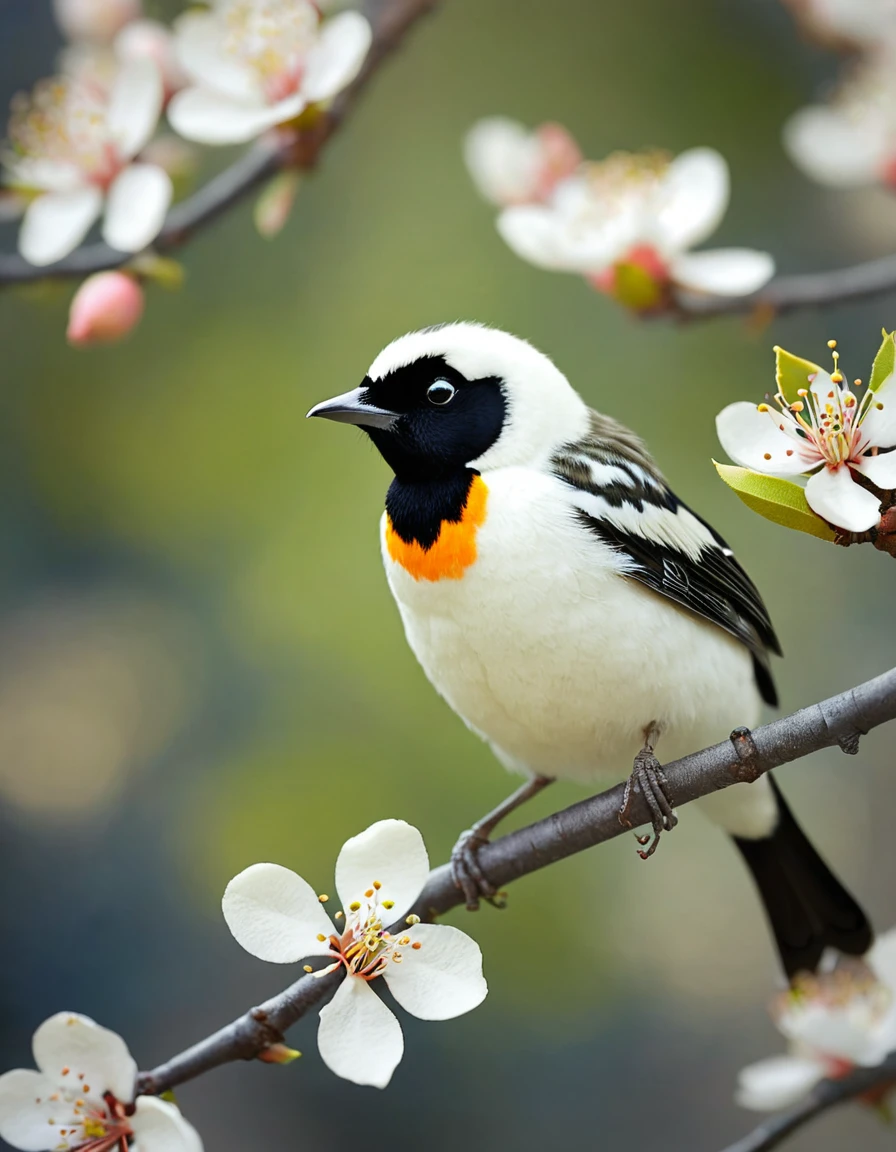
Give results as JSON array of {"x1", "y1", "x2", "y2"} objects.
[{"x1": 385, "y1": 475, "x2": 488, "y2": 582}]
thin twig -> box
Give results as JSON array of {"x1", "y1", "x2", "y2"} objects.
[
  {"x1": 721, "y1": 1052, "x2": 896, "y2": 1152},
  {"x1": 0, "y1": 0, "x2": 439, "y2": 286},
  {"x1": 137, "y1": 664, "x2": 896, "y2": 1098}
]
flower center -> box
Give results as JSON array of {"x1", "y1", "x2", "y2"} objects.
[
  {"x1": 33, "y1": 1075, "x2": 132, "y2": 1152},
  {"x1": 222, "y1": 0, "x2": 319, "y2": 102},
  {"x1": 7, "y1": 78, "x2": 124, "y2": 188},
  {"x1": 758, "y1": 344, "x2": 884, "y2": 471},
  {"x1": 321, "y1": 881, "x2": 422, "y2": 981},
  {"x1": 582, "y1": 149, "x2": 670, "y2": 212}
]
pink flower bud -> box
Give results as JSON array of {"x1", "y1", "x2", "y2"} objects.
[
  {"x1": 115, "y1": 19, "x2": 188, "y2": 99},
  {"x1": 67, "y1": 272, "x2": 145, "y2": 347},
  {"x1": 53, "y1": 0, "x2": 142, "y2": 44}
]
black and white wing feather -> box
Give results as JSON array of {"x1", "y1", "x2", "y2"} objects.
[{"x1": 552, "y1": 411, "x2": 781, "y2": 706}]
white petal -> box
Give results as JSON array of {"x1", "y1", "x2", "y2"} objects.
[
  {"x1": 854, "y1": 450, "x2": 896, "y2": 489},
  {"x1": 464, "y1": 117, "x2": 540, "y2": 205},
  {"x1": 715, "y1": 401, "x2": 813, "y2": 474},
  {"x1": 805, "y1": 465, "x2": 882, "y2": 532},
  {"x1": 383, "y1": 924, "x2": 487, "y2": 1020},
  {"x1": 334, "y1": 819, "x2": 429, "y2": 921},
  {"x1": 497, "y1": 202, "x2": 617, "y2": 272},
  {"x1": 783, "y1": 105, "x2": 888, "y2": 187},
  {"x1": 108, "y1": 57, "x2": 164, "y2": 159},
  {"x1": 33, "y1": 1012, "x2": 137, "y2": 1103},
  {"x1": 0, "y1": 1069, "x2": 62, "y2": 1152},
  {"x1": 735, "y1": 1056, "x2": 824, "y2": 1111},
  {"x1": 317, "y1": 976, "x2": 404, "y2": 1088},
  {"x1": 672, "y1": 248, "x2": 775, "y2": 296},
  {"x1": 131, "y1": 1096, "x2": 204, "y2": 1152},
  {"x1": 302, "y1": 12, "x2": 372, "y2": 104},
  {"x1": 858, "y1": 372, "x2": 896, "y2": 447},
  {"x1": 103, "y1": 163, "x2": 172, "y2": 253},
  {"x1": 657, "y1": 147, "x2": 730, "y2": 250},
  {"x1": 19, "y1": 188, "x2": 103, "y2": 267},
  {"x1": 172, "y1": 10, "x2": 260, "y2": 101},
  {"x1": 779, "y1": 1003, "x2": 879, "y2": 1064},
  {"x1": 4, "y1": 157, "x2": 84, "y2": 194},
  {"x1": 868, "y1": 927, "x2": 896, "y2": 986},
  {"x1": 222, "y1": 862, "x2": 334, "y2": 963},
  {"x1": 167, "y1": 87, "x2": 304, "y2": 144}
]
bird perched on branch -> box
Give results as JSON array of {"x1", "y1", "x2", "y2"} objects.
[{"x1": 308, "y1": 322, "x2": 872, "y2": 979}]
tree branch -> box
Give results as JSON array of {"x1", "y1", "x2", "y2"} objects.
[
  {"x1": 0, "y1": 0, "x2": 439, "y2": 286},
  {"x1": 137, "y1": 663, "x2": 896, "y2": 1100},
  {"x1": 720, "y1": 1052, "x2": 896, "y2": 1152},
  {"x1": 675, "y1": 252, "x2": 896, "y2": 318}
]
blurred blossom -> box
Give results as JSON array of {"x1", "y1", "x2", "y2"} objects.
[
  {"x1": 784, "y1": 0, "x2": 896, "y2": 47},
  {"x1": 0, "y1": 590, "x2": 199, "y2": 822},
  {"x1": 0, "y1": 187, "x2": 27, "y2": 221},
  {"x1": 115, "y1": 19, "x2": 188, "y2": 101},
  {"x1": 464, "y1": 116, "x2": 581, "y2": 207},
  {"x1": 784, "y1": 55, "x2": 896, "y2": 188},
  {"x1": 737, "y1": 930, "x2": 896, "y2": 1111},
  {"x1": 716, "y1": 347, "x2": 896, "y2": 533},
  {"x1": 52, "y1": 0, "x2": 142, "y2": 45},
  {"x1": 0, "y1": 1012, "x2": 203, "y2": 1152},
  {"x1": 2, "y1": 59, "x2": 171, "y2": 266},
  {"x1": 67, "y1": 270, "x2": 145, "y2": 346},
  {"x1": 489, "y1": 145, "x2": 774, "y2": 308},
  {"x1": 223, "y1": 819, "x2": 487, "y2": 1088},
  {"x1": 167, "y1": 0, "x2": 372, "y2": 145},
  {"x1": 140, "y1": 133, "x2": 198, "y2": 186}
]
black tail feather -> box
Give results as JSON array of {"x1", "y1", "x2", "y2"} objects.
[{"x1": 733, "y1": 775, "x2": 873, "y2": 979}]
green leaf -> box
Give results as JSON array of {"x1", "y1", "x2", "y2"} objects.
[
  {"x1": 869, "y1": 329, "x2": 896, "y2": 393},
  {"x1": 774, "y1": 345, "x2": 822, "y2": 404},
  {"x1": 713, "y1": 462, "x2": 837, "y2": 542}
]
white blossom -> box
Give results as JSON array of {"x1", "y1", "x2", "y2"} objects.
[
  {"x1": 223, "y1": 819, "x2": 488, "y2": 1088},
  {"x1": 168, "y1": 0, "x2": 372, "y2": 145},
  {"x1": 52, "y1": 0, "x2": 142, "y2": 45},
  {"x1": 2, "y1": 59, "x2": 171, "y2": 266},
  {"x1": 716, "y1": 343, "x2": 896, "y2": 533},
  {"x1": 464, "y1": 116, "x2": 581, "y2": 207},
  {"x1": 785, "y1": 0, "x2": 896, "y2": 47},
  {"x1": 494, "y1": 146, "x2": 774, "y2": 303},
  {"x1": 737, "y1": 930, "x2": 896, "y2": 1112},
  {"x1": 0, "y1": 1012, "x2": 202, "y2": 1152},
  {"x1": 784, "y1": 53, "x2": 896, "y2": 188}
]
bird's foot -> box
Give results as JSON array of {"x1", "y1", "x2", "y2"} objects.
[
  {"x1": 618, "y1": 747, "x2": 678, "y2": 859},
  {"x1": 450, "y1": 828, "x2": 507, "y2": 911}
]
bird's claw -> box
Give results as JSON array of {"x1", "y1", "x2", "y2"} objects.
[
  {"x1": 450, "y1": 828, "x2": 506, "y2": 910},
  {"x1": 618, "y1": 747, "x2": 678, "y2": 858}
]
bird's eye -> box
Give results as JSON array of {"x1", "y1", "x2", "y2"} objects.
[{"x1": 427, "y1": 379, "x2": 456, "y2": 406}]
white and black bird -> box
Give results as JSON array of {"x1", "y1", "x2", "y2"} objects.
[{"x1": 308, "y1": 322, "x2": 872, "y2": 978}]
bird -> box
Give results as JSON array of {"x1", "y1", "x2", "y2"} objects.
[{"x1": 307, "y1": 321, "x2": 872, "y2": 979}]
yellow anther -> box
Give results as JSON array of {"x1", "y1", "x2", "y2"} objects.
[
  {"x1": 316, "y1": 933, "x2": 327, "y2": 942},
  {"x1": 831, "y1": 372, "x2": 844, "y2": 384},
  {"x1": 303, "y1": 965, "x2": 313, "y2": 973},
  {"x1": 827, "y1": 339, "x2": 837, "y2": 349},
  {"x1": 318, "y1": 894, "x2": 329, "y2": 903},
  {"x1": 412, "y1": 941, "x2": 422, "y2": 950},
  {"x1": 757, "y1": 403, "x2": 770, "y2": 412},
  {"x1": 349, "y1": 901, "x2": 361, "y2": 912},
  {"x1": 405, "y1": 913, "x2": 420, "y2": 925},
  {"x1": 365, "y1": 889, "x2": 374, "y2": 898},
  {"x1": 373, "y1": 880, "x2": 382, "y2": 890},
  {"x1": 382, "y1": 900, "x2": 394, "y2": 910},
  {"x1": 399, "y1": 935, "x2": 410, "y2": 945},
  {"x1": 334, "y1": 910, "x2": 344, "y2": 920},
  {"x1": 763, "y1": 453, "x2": 772, "y2": 460}
]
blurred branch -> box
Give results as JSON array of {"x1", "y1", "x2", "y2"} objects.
[
  {"x1": 137, "y1": 663, "x2": 896, "y2": 1097},
  {"x1": 676, "y1": 252, "x2": 896, "y2": 318},
  {"x1": 0, "y1": 0, "x2": 439, "y2": 286},
  {"x1": 720, "y1": 1051, "x2": 896, "y2": 1152}
]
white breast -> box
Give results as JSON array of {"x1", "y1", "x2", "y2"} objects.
[{"x1": 380, "y1": 467, "x2": 770, "y2": 831}]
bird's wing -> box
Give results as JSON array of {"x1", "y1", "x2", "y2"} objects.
[{"x1": 551, "y1": 411, "x2": 781, "y2": 707}]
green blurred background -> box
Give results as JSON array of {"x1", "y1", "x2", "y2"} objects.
[{"x1": 1, "y1": 0, "x2": 895, "y2": 1148}]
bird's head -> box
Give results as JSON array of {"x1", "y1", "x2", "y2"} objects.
[{"x1": 307, "y1": 322, "x2": 589, "y2": 480}]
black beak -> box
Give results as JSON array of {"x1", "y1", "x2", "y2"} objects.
[{"x1": 306, "y1": 387, "x2": 399, "y2": 431}]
